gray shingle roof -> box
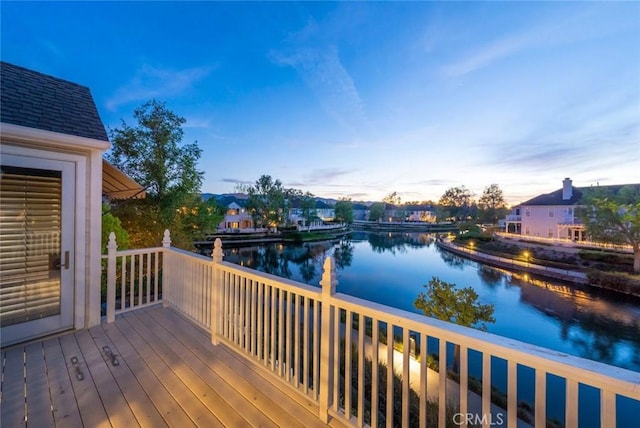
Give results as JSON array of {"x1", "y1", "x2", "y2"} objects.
[
  {"x1": 520, "y1": 184, "x2": 638, "y2": 206},
  {"x1": 1, "y1": 62, "x2": 108, "y2": 141}
]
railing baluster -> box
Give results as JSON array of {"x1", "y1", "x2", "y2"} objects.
[
  {"x1": 372, "y1": 319, "x2": 379, "y2": 428},
  {"x1": 271, "y1": 285, "x2": 277, "y2": 371},
  {"x1": 459, "y1": 344, "x2": 469, "y2": 427},
  {"x1": 419, "y1": 333, "x2": 428, "y2": 428},
  {"x1": 286, "y1": 290, "x2": 292, "y2": 381},
  {"x1": 438, "y1": 339, "x2": 446, "y2": 428},
  {"x1": 566, "y1": 379, "x2": 578, "y2": 428},
  {"x1": 387, "y1": 322, "x2": 394, "y2": 427},
  {"x1": 145, "y1": 252, "x2": 151, "y2": 305},
  {"x1": 129, "y1": 254, "x2": 134, "y2": 308},
  {"x1": 264, "y1": 284, "x2": 271, "y2": 367},
  {"x1": 257, "y1": 282, "x2": 264, "y2": 362},
  {"x1": 345, "y1": 310, "x2": 352, "y2": 421},
  {"x1": 332, "y1": 307, "x2": 340, "y2": 413},
  {"x1": 535, "y1": 369, "x2": 546, "y2": 428},
  {"x1": 225, "y1": 271, "x2": 231, "y2": 339},
  {"x1": 294, "y1": 293, "x2": 301, "y2": 387},
  {"x1": 303, "y1": 296, "x2": 310, "y2": 393},
  {"x1": 138, "y1": 252, "x2": 143, "y2": 307},
  {"x1": 402, "y1": 328, "x2": 410, "y2": 428},
  {"x1": 358, "y1": 314, "x2": 365, "y2": 428},
  {"x1": 507, "y1": 360, "x2": 517, "y2": 428},
  {"x1": 482, "y1": 352, "x2": 491, "y2": 428},
  {"x1": 120, "y1": 255, "x2": 125, "y2": 310},
  {"x1": 242, "y1": 276, "x2": 248, "y2": 351},
  {"x1": 250, "y1": 279, "x2": 256, "y2": 355},
  {"x1": 279, "y1": 289, "x2": 285, "y2": 377},
  {"x1": 235, "y1": 274, "x2": 240, "y2": 345},
  {"x1": 601, "y1": 389, "x2": 616, "y2": 428},
  {"x1": 313, "y1": 298, "x2": 320, "y2": 400}
]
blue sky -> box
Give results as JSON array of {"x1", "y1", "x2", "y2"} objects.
[{"x1": 2, "y1": 2, "x2": 639, "y2": 205}]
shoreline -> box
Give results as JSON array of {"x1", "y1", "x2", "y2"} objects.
[{"x1": 436, "y1": 239, "x2": 640, "y2": 298}]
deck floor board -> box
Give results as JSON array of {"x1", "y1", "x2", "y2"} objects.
[{"x1": 1, "y1": 305, "x2": 332, "y2": 427}]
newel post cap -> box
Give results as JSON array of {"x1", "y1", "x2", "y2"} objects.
[
  {"x1": 212, "y1": 238, "x2": 224, "y2": 263},
  {"x1": 162, "y1": 229, "x2": 171, "y2": 248},
  {"x1": 107, "y1": 232, "x2": 118, "y2": 251},
  {"x1": 320, "y1": 256, "x2": 337, "y2": 296}
]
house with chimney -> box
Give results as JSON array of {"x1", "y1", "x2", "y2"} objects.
[{"x1": 504, "y1": 177, "x2": 638, "y2": 241}]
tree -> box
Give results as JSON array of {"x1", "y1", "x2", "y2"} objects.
[
  {"x1": 334, "y1": 198, "x2": 354, "y2": 224},
  {"x1": 439, "y1": 186, "x2": 474, "y2": 221},
  {"x1": 175, "y1": 196, "x2": 225, "y2": 241},
  {"x1": 478, "y1": 184, "x2": 508, "y2": 225},
  {"x1": 382, "y1": 191, "x2": 401, "y2": 205},
  {"x1": 300, "y1": 192, "x2": 317, "y2": 229},
  {"x1": 415, "y1": 277, "x2": 495, "y2": 330},
  {"x1": 246, "y1": 175, "x2": 285, "y2": 230},
  {"x1": 107, "y1": 100, "x2": 206, "y2": 248},
  {"x1": 101, "y1": 203, "x2": 129, "y2": 253},
  {"x1": 579, "y1": 185, "x2": 640, "y2": 272},
  {"x1": 369, "y1": 202, "x2": 386, "y2": 222},
  {"x1": 415, "y1": 277, "x2": 495, "y2": 371}
]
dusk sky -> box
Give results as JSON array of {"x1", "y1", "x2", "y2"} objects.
[{"x1": 2, "y1": 2, "x2": 639, "y2": 205}]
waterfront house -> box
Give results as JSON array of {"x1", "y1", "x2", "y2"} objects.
[
  {"x1": 504, "y1": 177, "x2": 639, "y2": 241},
  {"x1": 219, "y1": 200, "x2": 254, "y2": 231},
  {"x1": 352, "y1": 202, "x2": 370, "y2": 221},
  {"x1": 405, "y1": 203, "x2": 436, "y2": 223},
  {"x1": 315, "y1": 200, "x2": 335, "y2": 221}
]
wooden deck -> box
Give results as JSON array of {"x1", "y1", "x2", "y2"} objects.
[{"x1": 1, "y1": 305, "x2": 336, "y2": 427}]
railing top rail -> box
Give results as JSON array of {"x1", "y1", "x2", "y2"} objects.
[
  {"x1": 166, "y1": 246, "x2": 212, "y2": 263},
  {"x1": 101, "y1": 246, "x2": 165, "y2": 258},
  {"x1": 218, "y1": 260, "x2": 322, "y2": 299},
  {"x1": 332, "y1": 291, "x2": 640, "y2": 398}
]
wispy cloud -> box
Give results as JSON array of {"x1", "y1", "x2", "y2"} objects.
[
  {"x1": 106, "y1": 64, "x2": 214, "y2": 111},
  {"x1": 183, "y1": 116, "x2": 211, "y2": 129},
  {"x1": 304, "y1": 167, "x2": 356, "y2": 184},
  {"x1": 440, "y1": 7, "x2": 597, "y2": 78},
  {"x1": 443, "y1": 32, "x2": 535, "y2": 78},
  {"x1": 270, "y1": 19, "x2": 369, "y2": 135},
  {"x1": 221, "y1": 178, "x2": 252, "y2": 185},
  {"x1": 41, "y1": 40, "x2": 63, "y2": 58}
]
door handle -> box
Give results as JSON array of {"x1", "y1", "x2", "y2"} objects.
[{"x1": 56, "y1": 251, "x2": 70, "y2": 269}]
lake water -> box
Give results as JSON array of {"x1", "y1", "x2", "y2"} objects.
[{"x1": 216, "y1": 231, "x2": 640, "y2": 426}]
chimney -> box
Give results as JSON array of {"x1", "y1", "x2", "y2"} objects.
[{"x1": 562, "y1": 177, "x2": 573, "y2": 200}]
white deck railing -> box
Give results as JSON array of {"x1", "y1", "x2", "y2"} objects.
[{"x1": 104, "y1": 230, "x2": 640, "y2": 428}]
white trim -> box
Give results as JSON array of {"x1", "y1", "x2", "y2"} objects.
[
  {"x1": 0, "y1": 122, "x2": 110, "y2": 152},
  {"x1": 1, "y1": 142, "x2": 104, "y2": 335},
  {"x1": 87, "y1": 150, "x2": 103, "y2": 327}
]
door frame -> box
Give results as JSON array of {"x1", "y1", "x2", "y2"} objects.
[{"x1": 0, "y1": 154, "x2": 76, "y2": 345}]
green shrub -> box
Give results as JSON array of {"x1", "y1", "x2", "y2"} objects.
[
  {"x1": 579, "y1": 250, "x2": 633, "y2": 267},
  {"x1": 587, "y1": 270, "x2": 640, "y2": 295}
]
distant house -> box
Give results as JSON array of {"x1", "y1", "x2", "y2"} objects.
[
  {"x1": 504, "y1": 177, "x2": 639, "y2": 241},
  {"x1": 404, "y1": 204, "x2": 436, "y2": 223},
  {"x1": 352, "y1": 203, "x2": 370, "y2": 221},
  {"x1": 315, "y1": 200, "x2": 335, "y2": 221},
  {"x1": 0, "y1": 62, "x2": 143, "y2": 346},
  {"x1": 218, "y1": 201, "x2": 253, "y2": 231}
]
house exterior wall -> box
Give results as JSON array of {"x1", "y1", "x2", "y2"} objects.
[
  {"x1": 1, "y1": 124, "x2": 109, "y2": 332},
  {"x1": 518, "y1": 205, "x2": 581, "y2": 239},
  {"x1": 219, "y1": 203, "x2": 254, "y2": 230}
]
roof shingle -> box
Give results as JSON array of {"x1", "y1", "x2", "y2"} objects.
[{"x1": 1, "y1": 62, "x2": 108, "y2": 141}]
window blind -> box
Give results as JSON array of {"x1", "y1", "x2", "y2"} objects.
[{"x1": 0, "y1": 166, "x2": 62, "y2": 327}]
